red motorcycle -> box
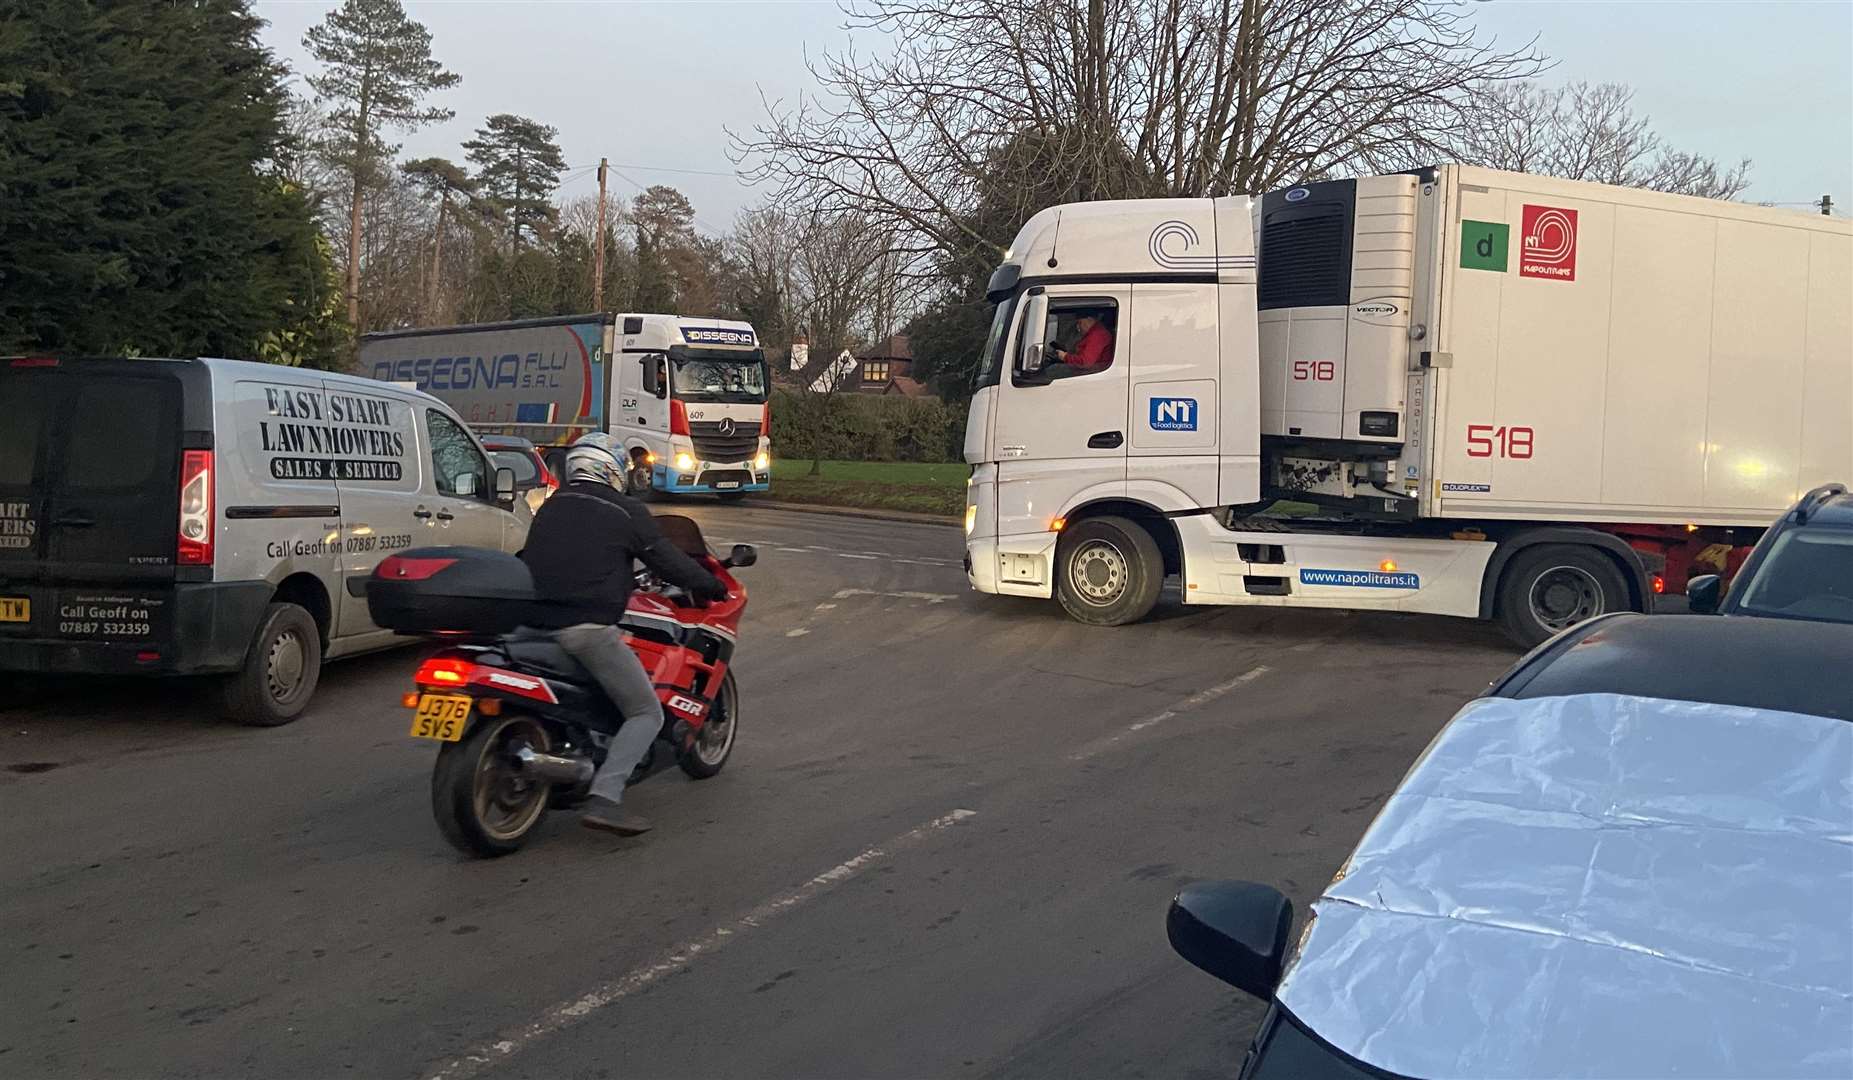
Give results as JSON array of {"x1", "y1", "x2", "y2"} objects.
[{"x1": 366, "y1": 515, "x2": 755, "y2": 857}]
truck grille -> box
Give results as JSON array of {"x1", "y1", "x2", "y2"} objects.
[
  {"x1": 1258, "y1": 179, "x2": 1355, "y2": 311},
  {"x1": 690, "y1": 420, "x2": 760, "y2": 463}
]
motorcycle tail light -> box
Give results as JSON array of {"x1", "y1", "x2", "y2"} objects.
[{"x1": 415, "y1": 657, "x2": 475, "y2": 686}]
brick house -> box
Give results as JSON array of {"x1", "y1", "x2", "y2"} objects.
[{"x1": 849, "y1": 335, "x2": 935, "y2": 398}]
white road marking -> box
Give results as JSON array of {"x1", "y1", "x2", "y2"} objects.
[
  {"x1": 832, "y1": 588, "x2": 958, "y2": 605},
  {"x1": 835, "y1": 553, "x2": 878, "y2": 560},
  {"x1": 423, "y1": 809, "x2": 979, "y2": 1080},
  {"x1": 776, "y1": 547, "x2": 810, "y2": 554},
  {"x1": 785, "y1": 628, "x2": 810, "y2": 637},
  {"x1": 1069, "y1": 666, "x2": 1272, "y2": 761},
  {"x1": 813, "y1": 603, "x2": 837, "y2": 611}
]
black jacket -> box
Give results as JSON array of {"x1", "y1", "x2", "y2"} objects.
[{"x1": 519, "y1": 482, "x2": 726, "y2": 628}]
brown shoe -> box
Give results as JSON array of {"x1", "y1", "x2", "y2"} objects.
[{"x1": 581, "y1": 797, "x2": 652, "y2": 836}]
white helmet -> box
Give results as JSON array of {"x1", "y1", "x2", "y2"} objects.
[{"x1": 563, "y1": 433, "x2": 623, "y2": 488}]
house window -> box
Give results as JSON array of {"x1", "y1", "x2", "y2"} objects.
[{"x1": 863, "y1": 360, "x2": 890, "y2": 384}]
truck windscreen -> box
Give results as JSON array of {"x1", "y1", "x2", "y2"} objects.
[{"x1": 670, "y1": 351, "x2": 769, "y2": 404}]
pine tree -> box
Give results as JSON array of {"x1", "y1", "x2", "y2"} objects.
[
  {"x1": 401, "y1": 157, "x2": 475, "y2": 321},
  {"x1": 304, "y1": 0, "x2": 459, "y2": 328},
  {"x1": 0, "y1": 0, "x2": 346, "y2": 366},
  {"x1": 464, "y1": 114, "x2": 567, "y2": 250}
]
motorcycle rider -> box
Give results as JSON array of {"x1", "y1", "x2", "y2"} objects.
[{"x1": 520, "y1": 434, "x2": 728, "y2": 836}]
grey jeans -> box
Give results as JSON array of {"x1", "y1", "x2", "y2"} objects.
[{"x1": 552, "y1": 623, "x2": 660, "y2": 806}]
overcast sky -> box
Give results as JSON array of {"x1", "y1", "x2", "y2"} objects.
[{"x1": 255, "y1": 0, "x2": 1853, "y2": 231}]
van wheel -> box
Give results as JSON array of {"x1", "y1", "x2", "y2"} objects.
[
  {"x1": 1055, "y1": 516, "x2": 1164, "y2": 626},
  {"x1": 218, "y1": 602, "x2": 321, "y2": 726},
  {"x1": 1497, "y1": 544, "x2": 1632, "y2": 649}
]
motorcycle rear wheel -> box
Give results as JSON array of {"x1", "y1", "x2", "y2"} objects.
[
  {"x1": 433, "y1": 714, "x2": 552, "y2": 857},
  {"x1": 679, "y1": 671, "x2": 738, "y2": 779}
]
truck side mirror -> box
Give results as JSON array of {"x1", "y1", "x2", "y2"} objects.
[
  {"x1": 1015, "y1": 291, "x2": 1049, "y2": 378},
  {"x1": 1166, "y1": 880, "x2": 1295, "y2": 1001},
  {"x1": 640, "y1": 357, "x2": 659, "y2": 396},
  {"x1": 493, "y1": 466, "x2": 517, "y2": 508},
  {"x1": 1686, "y1": 574, "x2": 1722, "y2": 614},
  {"x1": 1023, "y1": 343, "x2": 1045, "y2": 373},
  {"x1": 653, "y1": 357, "x2": 669, "y2": 400}
]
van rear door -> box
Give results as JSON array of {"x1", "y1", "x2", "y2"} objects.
[{"x1": 0, "y1": 361, "x2": 183, "y2": 647}]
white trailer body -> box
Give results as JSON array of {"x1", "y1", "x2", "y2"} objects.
[{"x1": 962, "y1": 167, "x2": 1852, "y2": 644}]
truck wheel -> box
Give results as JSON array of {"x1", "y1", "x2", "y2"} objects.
[
  {"x1": 1497, "y1": 544, "x2": 1632, "y2": 648},
  {"x1": 626, "y1": 459, "x2": 657, "y2": 502},
  {"x1": 1055, "y1": 516, "x2": 1164, "y2": 626},
  {"x1": 217, "y1": 602, "x2": 321, "y2": 726}
]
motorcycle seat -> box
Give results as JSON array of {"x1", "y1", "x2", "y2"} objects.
[{"x1": 501, "y1": 637, "x2": 593, "y2": 682}]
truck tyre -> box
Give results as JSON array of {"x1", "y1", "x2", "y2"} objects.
[
  {"x1": 217, "y1": 602, "x2": 322, "y2": 726},
  {"x1": 625, "y1": 458, "x2": 657, "y2": 502},
  {"x1": 1055, "y1": 516, "x2": 1164, "y2": 626},
  {"x1": 1496, "y1": 544, "x2": 1632, "y2": 648}
]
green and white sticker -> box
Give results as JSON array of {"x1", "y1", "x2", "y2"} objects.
[{"x1": 1460, "y1": 220, "x2": 1509, "y2": 272}]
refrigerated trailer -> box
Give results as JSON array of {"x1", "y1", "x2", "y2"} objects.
[
  {"x1": 361, "y1": 313, "x2": 772, "y2": 499},
  {"x1": 961, "y1": 165, "x2": 1852, "y2": 645}
]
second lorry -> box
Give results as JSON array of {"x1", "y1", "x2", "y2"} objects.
[
  {"x1": 962, "y1": 165, "x2": 1852, "y2": 645},
  {"x1": 361, "y1": 313, "x2": 772, "y2": 500}
]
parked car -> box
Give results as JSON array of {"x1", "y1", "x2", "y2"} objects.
[
  {"x1": 1689, "y1": 482, "x2": 1853, "y2": 625},
  {"x1": 1168, "y1": 612, "x2": 1853, "y2": 1079},
  {"x1": 0, "y1": 356, "x2": 529, "y2": 726},
  {"x1": 480, "y1": 434, "x2": 558, "y2": 515}
]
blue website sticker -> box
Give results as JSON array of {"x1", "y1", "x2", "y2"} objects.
[
  {"x1": 1299, "y1": 568, "x2": 1420, "y2": 590},
  {"x1": 1149, "y1": 397, "x2": 1199, "y2": 432}
]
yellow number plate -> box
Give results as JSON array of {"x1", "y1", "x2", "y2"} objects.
[
  {"x1": 0, "y1": 597, "x2": 28, "y2": 623},
  {"x1": 410, "y1": 694, "x2": 472, "y2": 741}
]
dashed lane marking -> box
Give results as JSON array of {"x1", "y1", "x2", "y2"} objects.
[
  {"x1": 1068, "y1": 666, "x2": 1272, "y2": 761},
  {"x1": 423, "y1": 809, "x2": 979, "y2": 1080},
  {"x1": 832, "y1": 588, "x2": 958, "y2": 605}
]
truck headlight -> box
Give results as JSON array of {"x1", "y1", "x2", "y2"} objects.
[
  {"x1": 674, "y1": 453, "x2": 695, "y2": 471},
  {"x1": 964, "y1": 504, "x2": 977, "y2": 535},
  {"x1": 755, "y1": 450, "x2": 770, "y2": 471}
]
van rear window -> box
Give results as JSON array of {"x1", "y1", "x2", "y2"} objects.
[
  {"x1": 0, "y1": 380, "x2": 51, "y2": 485},
  {"x1": 62, "y1": 380, "x2": 175, "y2": 491}
]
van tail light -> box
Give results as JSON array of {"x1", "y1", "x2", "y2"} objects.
[
  {"x1": 377, "y1": 555, "x2": 457, "y2": 580},
  {"x1": 669, "y1": 398, "x2": 690, "y2": 436},
  {"x1": 177, "y1": 450, "x2": 214, "y2": 565},
  {"x1": 540, "y1": 457, "x2": 560, "y2": 490}
]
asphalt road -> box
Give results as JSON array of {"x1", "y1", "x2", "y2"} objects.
[{"x1": 0, "y1": 505, "x2": 1519, "y2": 1079}]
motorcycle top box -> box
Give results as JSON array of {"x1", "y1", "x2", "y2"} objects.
[{"x1": 366, "y1": 548, "x2": 541, "y2": 636}]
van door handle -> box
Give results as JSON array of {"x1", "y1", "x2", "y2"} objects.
[
  {"x1": 412, "y1": 507, "x2": 433, "y2": 520},
  {"x1": 435, "y1": 509, "x2": 455, "y2": 522},
  {"x1": 1087, "y1": 431, "x2": 1124, "y2": 449}
]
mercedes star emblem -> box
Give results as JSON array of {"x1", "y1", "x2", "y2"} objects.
[{"x1": 718, "y1": 418, "x2": 736, "y2": 437}]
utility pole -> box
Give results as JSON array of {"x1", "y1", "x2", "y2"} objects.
[{"x1": 593, "y1": 158, "x2": 609, "y2": 311}]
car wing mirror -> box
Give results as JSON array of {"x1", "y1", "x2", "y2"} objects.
[
  {"x1": 1686, "y1": 573, "x2": 1722, "y2": 614},
  {"x1": 1166, "y1": 880, "x2": 1294, "y2": 1001},
  {"x1": 493, "y1": 466, "x2": 517, "y2": 508},
  {"x1": 724, "y1": 543, "x2": 757, "y2": 569}
]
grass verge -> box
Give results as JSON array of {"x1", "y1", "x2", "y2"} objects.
[{"x1": 767, "y1": 459, "x2": 967, "y2": 517}]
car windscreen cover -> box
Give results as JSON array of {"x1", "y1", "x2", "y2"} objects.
[{"x1": 1276, "y1": 692, "x2": 1852, "y2": 1080}]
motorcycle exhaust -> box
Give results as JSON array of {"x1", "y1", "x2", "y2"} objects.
[{"x1": 513, "y1": 745, "x2": 594, "y2": 786}]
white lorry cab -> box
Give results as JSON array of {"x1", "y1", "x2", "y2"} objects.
[
  {"x1": 360, "y1": 313, "x2": 772, "y2": 501},
  {"x1": 610, "y1": 314, "x2": 772, "y2": 500},
  {"x1": 963, "y1": 166, "x2": 1853, "y2": 646},
  {"x1": 0, "y1": 356, "x2": 529, "y2": 724}
]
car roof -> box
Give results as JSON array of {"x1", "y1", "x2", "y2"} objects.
[
  {"x1": 1276, "y1": 691, "x2": 1853, "y2": 1079},
  {"x1": 1798, "y1": 487, "x2": 1853, "y2": 527},
  {"x1": 1493, "y1": 613, "x2": 1853, "y2": 721}
]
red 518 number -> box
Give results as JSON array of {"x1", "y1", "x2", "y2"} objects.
[
  {"x1": 1466, "y1": 424, "x2": 1534, "y2": 459},
  {"x1": 1291, "y1": 360, "x2": 1336, "y2": 381}
]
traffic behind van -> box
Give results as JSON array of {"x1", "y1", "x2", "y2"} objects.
[{"x1": 0, "y1": 356, "x2": 529, "y2": 725}]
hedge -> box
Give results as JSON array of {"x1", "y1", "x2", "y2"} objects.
[{"x1": 770, "y1": 388, "x2": 967, "y2": 464}]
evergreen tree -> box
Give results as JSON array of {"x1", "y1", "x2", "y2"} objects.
[
  {"x1": 304, "y1": 0, "x2": 459, "y2": 327},
  {"x1": 0, "y1": 0, "x2": 345, "y2": 367},
  {"x1": 401, "y1": 157, "x2": 475, "y2": 320},
  {"x1": 464, "y1": 114, "x2": 566, "y2": 250}
]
